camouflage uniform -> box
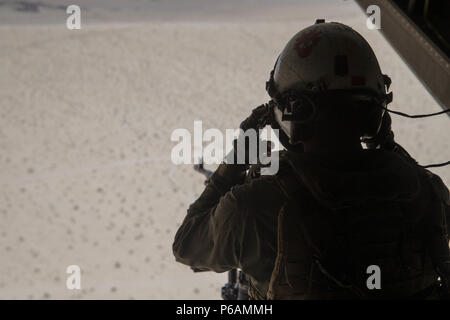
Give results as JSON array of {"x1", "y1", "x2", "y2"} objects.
[{"x1": 173, "y1": 149, "x2": 450, "y2": 299}]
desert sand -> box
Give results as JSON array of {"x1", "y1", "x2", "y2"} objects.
[{"x1": 0, "y1": 0, "x2": 448, "y2": 299}]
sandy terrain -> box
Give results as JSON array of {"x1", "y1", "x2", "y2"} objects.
[{"x1": 0, "y1": 0, "x2": 448, "y2": 299}]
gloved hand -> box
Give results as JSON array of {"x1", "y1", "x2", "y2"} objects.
[
  {"x1": 239, "y1": 102, "x2": 275, "y2": 131},
  {"x1": 231, "y1": 103, "x2": 275, "y2": 167},
  {"x1": 215, "y1": 103, "x2": 274, "y2": 179},
  {"x1": 216, "y1": 137, "x2": 273, "y2": 181}
]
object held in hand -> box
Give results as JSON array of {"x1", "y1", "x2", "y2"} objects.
[{"x1": 239, "y1": 103, "x2": 275, "y2": 131}]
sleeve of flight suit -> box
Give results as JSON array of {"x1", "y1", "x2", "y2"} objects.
[{"x1": 172, "y1": 164, "x2": 248, "y2": 272}]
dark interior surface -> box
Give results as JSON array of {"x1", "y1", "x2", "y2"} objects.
[{"x1": 392, "y1": 0, "x2": 450, "y2": 58}]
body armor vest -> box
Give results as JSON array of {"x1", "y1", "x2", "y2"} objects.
[{"x1": 249, "y1": 172, "x2": 441, "y2": 300}]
